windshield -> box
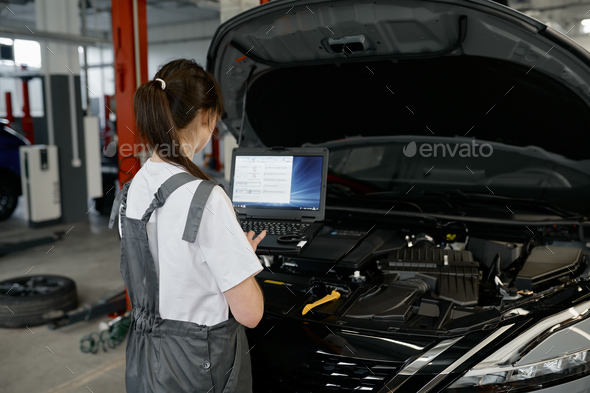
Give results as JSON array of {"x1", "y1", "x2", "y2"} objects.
[{"x1": 319, "y1": 137, "x2": 590, "y2": 216}]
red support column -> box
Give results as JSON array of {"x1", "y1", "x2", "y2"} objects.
[
  {"x1": 111, "y1": 0, "x2": 148, "y2": 314},
  {"x1": 4, "y1": 92, "x2": 14, "y2": 126},
  {"x1": 111, "y1": 0, "x2": 148, "y2": 185}
]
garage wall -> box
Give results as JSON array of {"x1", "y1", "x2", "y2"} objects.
[
  {"x1": 148, "y1": 40, "x2": 212, "y2": 79},
  {"x1": 147, "y1": 18, "x2": 219, "y2": 77}
]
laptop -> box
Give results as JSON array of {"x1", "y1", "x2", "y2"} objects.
[{"x1": 229, "y1": 147, "x2": 329, "y2": 255}]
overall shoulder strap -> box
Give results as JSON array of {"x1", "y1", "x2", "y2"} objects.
[
  {"x1": 108, "y1": 180, "x2": 133, "y2": 229},
  {"x1": 141, "y1": 172, "x2": 198, "y2": 223},
  {"x1": 182, "y1": 180, "x2": 219, "y2": 243}
]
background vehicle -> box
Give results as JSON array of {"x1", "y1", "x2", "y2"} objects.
[
  {"x1": 208, "y1": 0, "x2": 590, "y2": 392},
  {"x1": 0, "y1": 119, "x2": 30, "y2": 221}
]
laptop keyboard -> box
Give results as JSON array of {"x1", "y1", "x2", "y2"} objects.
[{"x1": 240, "y1": 220, "x2": 311, "y2": 236}]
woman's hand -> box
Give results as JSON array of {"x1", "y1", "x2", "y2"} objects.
[{"x1": 245, "y1": 230, "x2": 267, "y2": 252}]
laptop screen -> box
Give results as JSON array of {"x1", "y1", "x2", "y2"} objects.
[{"x1": 232, "y1": 155, "x2": 323, "y2": 211}]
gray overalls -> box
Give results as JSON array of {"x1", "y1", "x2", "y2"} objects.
[{"x1": 109, "y1": 172, "x2": 253, "y2": 393}]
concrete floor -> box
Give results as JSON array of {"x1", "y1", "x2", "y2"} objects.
[{"x1": 0, "y1": 197, "x2": 128, "y2": 392}]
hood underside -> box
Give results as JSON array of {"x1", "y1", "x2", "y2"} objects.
[
  {"x1": 245, "y1": 55, "x2": 590, "y2": 161},
  {"x1": 207, "y1": 0, "x2": 590, "y2": 160}
]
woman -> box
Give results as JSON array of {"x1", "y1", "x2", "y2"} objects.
[{"x1": 109, "y1": 59, "x2": 266, "y2": 392}]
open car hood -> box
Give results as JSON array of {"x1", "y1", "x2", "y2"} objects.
[
  {"x1": 206, "y1": 5, "x2": 590, "y2": 390},
  {"x1": 207, "y1": 0, "x2": 590, "y2": 162}
]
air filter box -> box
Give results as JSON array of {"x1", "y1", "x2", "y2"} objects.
[
  {"x1": 516, "y1": 246, "x2": 582, "y2": 291},
  {"x1": 382, "y1": 248, "x2": 479, "y2": 306}
]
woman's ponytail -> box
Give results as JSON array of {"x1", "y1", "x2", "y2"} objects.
[{"x1": 133, "y1": 59, "x2": 224, "y2": 181}]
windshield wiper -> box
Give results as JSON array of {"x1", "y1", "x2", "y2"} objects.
[
  {"x1": 366, "y1": 189, "x2": 583, "y2": 220},
  {"x1": 454, "y1": 191, "x2": 583, "y2": 220},
  {"x1": 366, "y1": 189, "x2": 467, "y2": 215}
]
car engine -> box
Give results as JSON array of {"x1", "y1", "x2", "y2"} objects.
[{"x1": 270, "y1": 224, "x2": 589, "y2": 331}]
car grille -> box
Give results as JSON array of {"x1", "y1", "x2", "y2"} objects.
[{"x1": 252, "y1": 350, "x2": 400, "y2": 392}]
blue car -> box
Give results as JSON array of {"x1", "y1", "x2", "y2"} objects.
[{"x1": 0, "y1": 119, "x2": 30, "y2": 221}]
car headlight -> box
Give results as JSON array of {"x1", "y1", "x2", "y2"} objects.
[{"x1": 448, "y1": 299, "x2": 590, "y2": 392}]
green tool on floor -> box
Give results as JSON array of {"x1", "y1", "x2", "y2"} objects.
[{"x1": 80, "y1": 314, "x2": 131, "y2": 354}]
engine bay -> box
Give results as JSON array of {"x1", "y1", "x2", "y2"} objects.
[{"x1": 256, "y1": 220, "x2": 590, "y2": 333}]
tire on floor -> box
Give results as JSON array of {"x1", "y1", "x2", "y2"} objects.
[{"x1": 0, "y1": 275, "x2": 78, "y2": 328}]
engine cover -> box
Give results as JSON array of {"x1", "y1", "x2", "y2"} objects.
[{"x1": 383, "y1": 248, "x2": 479, "y2": 306}]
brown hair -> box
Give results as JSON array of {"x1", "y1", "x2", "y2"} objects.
[{"x1": 133, "y1": 59, "x2": 224, "y2": 180}]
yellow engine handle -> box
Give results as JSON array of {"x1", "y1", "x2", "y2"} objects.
[{"x1": 302, "y1": 290, "x2": 341, "y2": 315}]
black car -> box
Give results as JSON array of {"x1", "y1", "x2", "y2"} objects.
[
  {"x1": 0, "y1": 119, "x2": 29, "y2": 221},
  {"x1": 207, "y1": 0, "x2": 590, "y2": 392}
]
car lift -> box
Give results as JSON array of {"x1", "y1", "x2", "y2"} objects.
[{"x1": 48, "y1": 289, "x2": 127, "y2": 330}]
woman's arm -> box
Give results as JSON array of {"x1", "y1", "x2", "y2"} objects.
[
  {"x1": 223, "y1": 230, "x2": 266, "y2": 329},
  {"x1": 224, "y1": 230, "x2": 266, "y2": 329},
  {"x1": 224, "y1": 276, "x2": 264, "y2": 329}
]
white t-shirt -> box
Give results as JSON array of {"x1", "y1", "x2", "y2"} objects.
[{"x1": 119, "y1": 159, "x2": 263, "y2": 326}]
